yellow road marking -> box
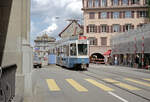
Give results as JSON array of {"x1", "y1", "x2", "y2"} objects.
[
  {"x1": 85, "y1": 79, "x2": 114, "y2": 91},
  {"x1": 143, "y1": 78, "x2": 150, "y2": 81},
  {"x1": 46, "y1": 79, "x2": 60, "y2": 91},
  {"x1": 125, "y1": 78, "x2": 150, "y2": 87},
  {"x1": 103, "y1": 78, "x2": 119, "y2": 83},
  {"x1": 104, "y1": 78, "x2": 140, "y2": 90},
  {"x1": 116, "y1": 83, "x2": 140, "y2": 90},
  {"x1": 66, "y1": 79, "x2": 88, "y2": 92}
]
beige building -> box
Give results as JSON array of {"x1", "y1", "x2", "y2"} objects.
[
  {"x1": 34, "y1": 34, "x2": 56, "y2": 65},
  {"x1": 82, "y1": 0, "x2": 149, "y2": 59}
]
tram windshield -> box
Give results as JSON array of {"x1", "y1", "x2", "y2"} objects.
[
  {"x1": 78, "y1": 44, "x2": 88, "y2": 56},
  {"x1": 70, "y1": 43, "x2": 77, "y2": 56}
]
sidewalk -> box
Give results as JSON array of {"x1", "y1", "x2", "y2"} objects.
[{"x1": 89, "y1": 64, "x2": 150, "y2": 74}]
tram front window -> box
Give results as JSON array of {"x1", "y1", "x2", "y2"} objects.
[
  {"x1": 70, "y1": 43, "x2": 77, "y2": 56},
  {"x1": 78, "y1": 44, "x2": 87, "y2": 56}
]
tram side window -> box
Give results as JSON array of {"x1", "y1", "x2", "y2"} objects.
[
  {"x1": 66, "y1": 45, "x2": 69, "y2": 56},
  {"x1": 78, "y1": 44, "x2": 88, "y2": 56},
  {"x1": 70, "y1": 43, "x2": 77, "y2": 56}
]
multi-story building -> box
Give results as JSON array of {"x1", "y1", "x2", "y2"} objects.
[
  {"x1": 34, "y1": 34, "x2": 56, "y2": 65},
  {"x1": 82, "y1": 0, "x2": 149, "y2": 59}
]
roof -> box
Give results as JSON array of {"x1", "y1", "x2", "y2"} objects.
[{"x1": 58, "y1": 20, "x2": 83, "y2": 37}]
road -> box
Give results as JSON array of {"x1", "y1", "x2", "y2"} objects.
[{"x1": 32, "y1": 64, "x2": 150, "y2": 102}]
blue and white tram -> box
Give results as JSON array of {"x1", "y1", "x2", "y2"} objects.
[{"x1": 53, "y1": 36, "x2": 89, "y2": 70}]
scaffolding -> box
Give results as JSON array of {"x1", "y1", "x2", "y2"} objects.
[
  {"x1": 111, "y1": 23, "x2": 150, "y2": 69},
  {"x1": 111, "y1": 23, "x2": 150, "y2": 54}
]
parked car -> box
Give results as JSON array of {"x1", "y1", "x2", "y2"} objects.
[{"x1": 33, "y1": 57, "x2": 42, "y2": 68}]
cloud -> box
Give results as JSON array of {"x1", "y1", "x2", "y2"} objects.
[
  {"x1": 31, "y1": 0, "x2": 83, "y2": 45},
  {"x1": 66, "y1": 1, "x2": 82, "y2": 15},
  {"x1": 40, "y1": 23, "x2": 58, "y2": 36}
]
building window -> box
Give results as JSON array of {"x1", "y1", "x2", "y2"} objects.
[
  {"x1": 101, "y1": 12, "x2": 107, "y2": 19},
  {"x1": 89, "y1": 12, "x2": 95, "y2": 19},
  {"x1": 125, "y1": 11, "x2": 132, "y2": 18},
  {"x1": 113, "y1": 12, "x2": 119, "y2": 18},
  {"x1": 131, "y1": 0, "x2": 139, "y2": 4},
  {"x1": 122, "y1": 0, "x2": 128, "y2": 5},
  {"x1": 88, "y1": 37, "x2": 97, "y2": 45},
  {"x1": 101, "y1": 0, "x2": 107, "y2": 6},
  {"x1": 89, "y1": 25, "x2": 96, "y2": 32},
  {"x1": 112, "y1": 0, "x2": 119, "y2": 5},
  {"x1": 139, "y1": 11, "x2": 148, "y2": 17},
  {"x1": 124, "y1": 24, "x2": 132, "y2": 31},
  {"x1": 88, "y1": 0, "x2": 93, "y2": 7},
  {"x1": 95, "y1": 0, "x2": 99, "y2": 7},
  {"x1": 101, "y1": 25, "x2": 107, "y2": 32},
  {"x1": 101, "y1": 37, "x2": 107, "y2": 46},
  {"x1": 113, "y1": 24, "x2": 120, "y2": 32}
]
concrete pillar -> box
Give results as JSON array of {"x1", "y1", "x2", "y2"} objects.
[
  {"x1": 22, "y1": 39, "x2": 33, "y2": 101},
  {"x1": 0, "y1": 0, "x2": 31, "y2": 101}
]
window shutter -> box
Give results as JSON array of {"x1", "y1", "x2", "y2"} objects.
[
  {"x1": 107, "y1": 26, "x2": 109, "y2": 33},
  {"x1": 128, "y1": 0, "x2": 130, "y2": 5},
  {"x1": 87, "y1": 0, "x2": 88, "y2": 7},
  {"x1": 123, "y1": 25, "x2": 125, "y2": 32},
  {"x1": 98, "y1": 12, "x2": 101, "y2": 19},
  {"x1": 95, "y1": 25, "x2": 97, "y2": 33},
  {"x1": 137, "y1": 11, "x2": 139, "y2": 18},
  {"x1": 98, "y1": 25, "x2": 101, "y2": 33},
  {"x1": 93, "y1": 0, "x2": 95, "y2": 7},
  {"x1": 106, "y1": 0, "x2": 108, "y2": 6},
  {"x1": 111, "y1": 12, "x2": 113, "y2": 18},
  {"x1": 123, "y1": 11, "x2": 125, "y2": 18},
  {"x1": 107, "y1": 12, "x2": 110, "y2": 18},
  {"x1": 111, "y1": 25, "x2": 113, "y2": 33},
  {"x1": 132, "y1": 11, "x2": 134, "y2": 18},
  {"x1": 87, "y1": 26, "x2": 89, "y2": 33},
  {"x1": 112, "y1": 0, "x2": 114, "y2": 5},
  {"x1": 119, "y1": 11, "x2": 122, "y2": 18},
  {"x1": 99, "y1": 0, "x2": 101, "y2": 6},
  {"x1": 120, "y1": 25, "x2": 122, "y2": 32}
]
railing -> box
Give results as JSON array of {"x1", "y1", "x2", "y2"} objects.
[{"x1": 0, "y1": 64, "x2": 17, "y2": 102}]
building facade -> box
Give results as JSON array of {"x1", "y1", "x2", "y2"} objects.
[
  {"x1": 34, "y1": 34, "x2": 56, "y2": 65},
  {"x1": 82, "y1": 0, "x2": 149, "y2": 59}
]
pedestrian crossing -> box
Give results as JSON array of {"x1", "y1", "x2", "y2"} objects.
[{"x1": 46, "y1": 78, "x2": 150, "y2": 92}]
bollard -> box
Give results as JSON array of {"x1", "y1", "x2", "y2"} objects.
[{"x1": 0, "y1": 64, "x2": 17, "y2": 102}]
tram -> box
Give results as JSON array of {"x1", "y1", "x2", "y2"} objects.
[{"x1": 50, "y1": 35, "x2": 89, "y2": 70}]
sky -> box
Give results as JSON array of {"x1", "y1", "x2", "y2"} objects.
[{"x1": 30, "y1": 0, "x2": 83, "y2": 46}]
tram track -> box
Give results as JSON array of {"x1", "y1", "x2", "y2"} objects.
[
  {"x1": 88, "y1": 66, "x2": 150, "y2": 91},
  {"x1": 78, "y1": 68, "x2": 150, "y2": 102}
]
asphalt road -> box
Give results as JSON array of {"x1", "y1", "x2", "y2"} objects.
[{"x1": 32, "y1": 64, "x2": 150, "y2": 102}]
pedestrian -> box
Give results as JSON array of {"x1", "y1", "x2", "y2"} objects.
[
  {"x1": 114, "y1": 56, "x2": 118, "y2": 65},
  {"x1": 135, "y1": 55, "x2": 139, "y2": 68}
]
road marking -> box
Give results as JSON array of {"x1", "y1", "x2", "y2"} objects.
[
  {"x1": 104, "y1": 78, "x2": 140, "y2": 90},
  {"x1": 125, "y1": 78, "x2": 150, "y2": 87},
  {"x1": 85, "y1": 79, "x2": 114, "y2": 91},
  {"x1": 103, "y1": 78, "x2": 119, "y2": 83},
  {"x1": 143, "y1": 78, "x2": 150, "y2": 81},
  {"x1": 66, "y1": 79, "x2": 88, "y2": 92},
  {"x1": 108, "y1": 92, "x2": 128, "y2": 102},
  {"x1": 46, "y1": 79, "x2": 60, "y2": 91}
]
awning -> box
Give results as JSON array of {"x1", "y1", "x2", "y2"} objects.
[{"x1": 103, "y1": 50, "x2": 111, "y2": 55}]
